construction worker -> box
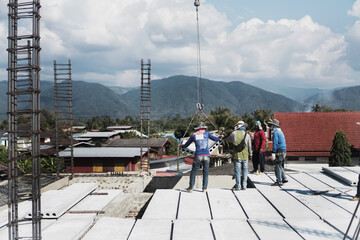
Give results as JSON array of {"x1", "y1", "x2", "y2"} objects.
[
  {"x1": 251, "y1": 121, "x2": 266, "y2": 174},
  {"x1": 268, "y1": 119, "x2": 288, "y2": 186},
  {"x1": 181, "y1": 122, "x2": 220, "y2": 193},
  {"x1": 223, "y1": 121, "x2": 252, "y2": 190}
]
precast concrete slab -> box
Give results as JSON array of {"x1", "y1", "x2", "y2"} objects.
[
  {"x1": 344, "y1": 166, "x2": 360, "y2": 174},
  {"x1": 142, "y1": 189, "x2": 179, "y2": 219},
  {"x1": 28, "y1": 183, "x2": 97, "y2": 219},
  {"x1": 325, "y1": 217, "x2": 360, "y2": 238},
  {"x1": 248, "y1": 173, "x2": 275, "y2": 189},
  {"x1": 177, "y1": 190, "x2": 211, "y2": 219},
  {"x1": 279, "y1": 173, "x2": 354, "y2": 220},
  {"x1": 211, "y1": 219, "x2": 257, "y2": 240},
  {"x1": 42, "y1": 213, "x2": 96, "y2": 240},
  {"x1": 0, "y1": 219, "x2": 55, "y2": 240},
  {"x1": 234, "y1": 188, "x2": 283, "y2": 220},
  {"x1": 322, "y1": 167, "x2": 358, "y2": 186},
  {"x1": 255, "y1": 186, "x2": 319, "y2": 219},
  {"x1": 70, "y1": 190, "x2": 122, "y2": 212},
  {"x1": 284, "y1": 218, "x2": 344, "y2": 240},
  {"x1": 248, "y1": 219, "x2": 302, "y2": 240},
  {"x1": 305, "y1": 172, "x2": 355, "y2": 195},
  {"x1": 289, "y1": 172, "x2": 336, "y2": 192},
  {"x1": 174, "y1": 175, "x2": 234, "y2": 190},
  {"x1": 82, "y1": 217, "x2": 135, "y2": 240},
  {"x1": 207, "y1": 189, "x2": 247, "y2": 219},
  {"x1": 0, "y1": 200, "x2": 32, "y2": 228},
  {"x1": 128, "y1": 219, "x2": 172, "y2": 240},
  {"x1": 172, "y1": 219, "x2": 214, "y2": 240}
]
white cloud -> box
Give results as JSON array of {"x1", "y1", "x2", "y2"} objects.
[
  {"x1": 0, "y1": 0, "x2": 360, "y2": 89},
  {"x1": 0, "y1": 68, "x2": 6, "y2": 81},
  {"x1": 0, "y1": 22, "x2": 6, "y2": 66},
  {"x1": 348, "y1": 0, "x2": 360, "y2": 17}
]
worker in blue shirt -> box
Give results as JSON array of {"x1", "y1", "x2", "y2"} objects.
[
  {"x1": 181, "y1": 122, "x2": 220, "y2": 192},
  {"x1": 268, "y1": 119, "x2": 288, "y2": 186}
]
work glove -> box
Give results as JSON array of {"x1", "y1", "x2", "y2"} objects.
[{"x1": 271, "y1": 153, "x2": 276, "y2": 161}]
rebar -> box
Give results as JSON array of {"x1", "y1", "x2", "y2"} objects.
[
  {"x1": 140, "y1": 59, "x2": 151, "y2": 171},
  {"x1": 54, "y1": 59, "x2": 73, "y2": 179},
  {"x1": 7, "y1": 1, "x2": 41, "y2": 239}
]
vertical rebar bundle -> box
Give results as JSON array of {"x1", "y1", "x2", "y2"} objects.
[
  {"x1": 140, "y1": 59, "x2": 151, "y2": 171},
  {"x1": 54, "y1": 60, "x2": 73, "y2": 179},
  {"x1": 7, "y1": 0, "x2": 41, "y2": 239}
]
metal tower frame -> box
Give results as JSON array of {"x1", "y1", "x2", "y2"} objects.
[
  {"x1": 54, "y1": 59, "x2": 73, "y2": 179},
  {"x1": 7, "y1": 0, "x2": 42, "y2": 239},
  {"x1": 140, "y1": 59, "x2": 151, "y2": 171}
]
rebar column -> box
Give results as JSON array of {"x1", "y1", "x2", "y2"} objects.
[
  {"x1": 7, "y1": 0, "x2": 42, "y2": 239},
  {"x1": 140, "y1": 59, "x2": 151, "y2": 171},
  {"x1": 54, "y1": 59, "x2": 73, "y2": 179}
]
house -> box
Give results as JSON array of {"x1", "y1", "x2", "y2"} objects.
[
  {"x1": 59, "y1": 147, "x2": 145, "y2": 172},
  {"x1": 273, "y1": 112, "x2": 360, "y2": 163},
  {"x1": 0, "y1": 131, "x2": 8, "y2": 148},
  {"x1": 0, "y1": 163, "x2": 7, "y2": 179},
  {"x1": 106, "y1": 126, "x2": 133, "y2": 131},
  {"x1": 76, "y1": 131, "x2": 122, "y2": 145},
  {"x1": 105, "y1": 138, "x2": 172, "y2": 160}
]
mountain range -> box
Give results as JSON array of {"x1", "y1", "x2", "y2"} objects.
[{"x1": 0, "y1": 75, "x2": 359, "y2": 120}]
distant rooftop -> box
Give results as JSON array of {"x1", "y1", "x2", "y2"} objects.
[{"x1": 59, "y1": 147, "x2": 144, "y2": 158}]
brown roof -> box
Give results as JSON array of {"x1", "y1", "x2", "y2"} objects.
[
  {"x1": 106, "y1": 138, "x2": 172, "y2": 148},
  {"x1": 274, "y1": 112, "x2": 360, "y2": 156}
]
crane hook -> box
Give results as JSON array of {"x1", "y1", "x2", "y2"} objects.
[{"x1": 194, "y1": 0, "x2": 200, "y2": 7}]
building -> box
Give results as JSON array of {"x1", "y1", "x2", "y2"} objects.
[
  {"x1": 59, "y1": 147, "x2": 145, "y2": 173},
  {"x1": 106, "y1": 126, "x2": 133, "y2": 131},
  {"x1": 273, "y1": 112, "x2": 360, "y2": 162},
  {"x1": 0, "y1": 131, "x2": 7, "y2": 148},
  {"x1": 76, "y1": 131, "x2": 122, "y2": 145},
  {"x1": 105, "y1": 138, "x2": 172, "y2": 159}
]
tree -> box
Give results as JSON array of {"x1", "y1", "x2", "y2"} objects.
[
  {"x1": 0, "y1": 120, "x2": 7, "y2": 130},
  {"x1": 329, "y1": 130, "x2": 352, "y2": 166},
  {"x1": 165, "y1": 137, "x2": 179, "y2": 155},
  {"x1": 0, "y1": 146, "x2": 7, "y2": 165}
]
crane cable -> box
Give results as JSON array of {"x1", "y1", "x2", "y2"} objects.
[
  {"x1": 176, "y1": 0, "x2": 218, "y2": 172},
  {"x1": 195, "y1": 0, "x2": 203, "y2": 111}
]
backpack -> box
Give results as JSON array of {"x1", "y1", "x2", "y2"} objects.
[{"x1": 235, "y1": 131, "x2": 247, "y2": 152}]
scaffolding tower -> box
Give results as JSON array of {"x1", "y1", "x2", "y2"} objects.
[
  {"x1": 54, "y1": 60, "x2": 73, "y2": 179},
  {"x1": 7, "y1": 0, "x2": 42, "y2": 239},
  {"x1": 140, "y1": 59, "x2": 151, "y2": 171}
]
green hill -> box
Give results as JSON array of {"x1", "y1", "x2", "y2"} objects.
[
  {"x1": 304, "y1": 86, "x2": 360, "y2": 110},
  {"x1": 122, "y1": 75, "x2": 305, "y2": 118},
  {"x1": 40, "y1": 81, "x2": 136, "y2": 120}
]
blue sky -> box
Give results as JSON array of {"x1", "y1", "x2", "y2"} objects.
[{"x1": 0, "y1": 0, "x2": 360, "y2": 89}]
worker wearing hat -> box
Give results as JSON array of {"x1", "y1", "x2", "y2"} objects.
[
  {"x1": 268, "y1": 119, "x2": 288, "y2": 186},
  {"x1": 181, "y1": 122, "x2": 220, "y2": 193},
  {"x1": 223, "y1": 120, "x2": 252, "y2": 190}
]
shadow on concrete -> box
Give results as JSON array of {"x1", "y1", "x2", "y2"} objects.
[{"x1": 143, "y1": 176, "x2": 183, "y2": 193}]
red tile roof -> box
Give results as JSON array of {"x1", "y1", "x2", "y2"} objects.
[{"x1": 274, "y1": 112, "x2": 360, "y2": 156}]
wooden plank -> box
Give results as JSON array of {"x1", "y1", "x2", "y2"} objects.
[
  {"x1": 82, "y1": 217, "x2": 135, "y2": 240},
  {"x1": 234, "y1": 188, "x2": 282, "y2": 220},
  {"x1": 212, "y1": 219, "x2": 257, "y2": 240},
  {"x1": 207, "y1": 189, "x2": 247, "y2": 219},
  {"x1": 142, "y1": 189, "x2": 179, "y2": 219},
  {"x1": 177, "y1": 190, "x2": 211, "y2": 219},
  {"x1": 128, "y1": 219, "x2": 172, "y2": 240},
  {"x1": 173, "y1": 220, "x2": 214, "y2": 240},
  {"x1": 249, "y1": 219, "x2": 302, "y2": 240}
]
